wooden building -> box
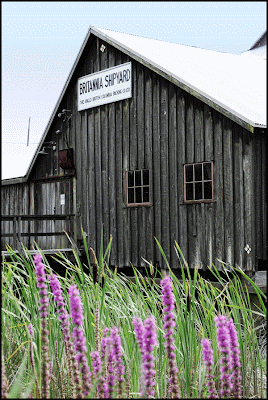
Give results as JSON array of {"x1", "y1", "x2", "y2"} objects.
[{"x1": 1, "y1": 27, "x2": 267, "y2": 275}]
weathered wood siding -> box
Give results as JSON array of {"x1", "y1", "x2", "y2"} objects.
[
  {"x1": 1, "y1": 182, "x2": 30, "y2": 249},
  {"x1": 2, "y1": 34, "x2": 266, "y2": 272},
  {"x1": 1, "y1": 178, "x2": 75, "y2": 250}
]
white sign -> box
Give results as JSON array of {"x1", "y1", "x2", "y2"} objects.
[
  {"x1": 78, "y1": 62, "x2": 131, "y2": 111},
  {"x1": 60, "y1": 194, "x2": 65, "y2": 205}
]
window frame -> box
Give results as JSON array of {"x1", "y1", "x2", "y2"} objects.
[
  {"x1": 183, "y1": 161, "x2": 214, "y2": 204},
  {"x1": 126, "y1": 169, "x2": 151, "y2": 207}
]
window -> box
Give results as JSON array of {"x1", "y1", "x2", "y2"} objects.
[
  {"x1": 184, "y1": 162, "x2": 213, "y2": 203},
  {"x1": 126, "y1": 169, "x2": 150, "y2": 206}
]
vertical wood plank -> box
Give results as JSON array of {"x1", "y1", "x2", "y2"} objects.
[
  {"x1": 137, "y1": 62, "x2": 145, "y2": 268},
  {"x1": 129, "y1": 60, "x2": 138, "y2": 267},
  {"x1": 185, "y1": 93, "x2": 195, "y2": 268},
  {"x1": 168, "y1": 80, "x2": 179, "y2": 269},
  {"x1": 115, "y1": 50, "x2": 125, "y2": 267},
  {"x1": 10, "y1": 186, "x2": 14, "y2": 248},
  {"x1": 75, "y1": 92, "x2": 83, "y2": 240},
  {"x1": 223, "y1": 117, "x2": 234, "y2": 267},
  {"x1": 29, "y1": 182, "x2": 35, "y2": 248},
  {"x1": 243, "y1": 129, "x2": 255, "y2": 271},
  {"x1": 46, "y1": 182, "x2": 52, "y2": 250},
  {"x1": 100, "y1": 45, "x2": 110, "y2": 255},
  {"x1": 88, "y1": 108, "x2": 97, "y2": 255},
  {"x1": 152, "y1": 71, "x2": 161, "y2": 267},
  {"x1": 122, "y1": 96, "x2": 130, "y2": 267},
  {"x1": 261, "y1": 133, "x2": 267, "y2": 259},
  {"x1": 108, "y1": 49, "x2": 117, "y2": 265},
  {"x1": 253, "y1": 131, "x2": 263, "y2": 261},
  {"x1": 144, "y1": 67, "x2": 154, "y2": 267},
  {"x1": 204, "y1": 104, "x2": 214, "y2": 269},
  {"x1": 54, "y1": 181, "x2": 60, "y2": 248},
  {"x1": 177, "y1": 87, "x2": 188, "y2": 266},
  {"x1": 194, "y1": 98, "x2": 205, "y2": 269},
  {"x1": 233, "y1": 124, "x2": 244, "y2": 269},
  {"x1": 160, "y1": 76, "x2": 170, "y2": 267},
  {"x1": 213, "y1": 111, "x2": 225, "y2": 270},
  {"x1": 94, "y1": 38, "x2": 103, "y2": 257}
]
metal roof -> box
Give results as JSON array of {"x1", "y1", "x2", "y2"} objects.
[
  {"x1": 96, "y1": 27, "x2": 266, "y2": 129},
  {"x1": 2, "y1": 26, "x2": 266, "y2": 183}
]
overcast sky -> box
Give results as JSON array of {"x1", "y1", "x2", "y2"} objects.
[{"x1": 2, "y1": 1, "x2": 266, "y2": 179}]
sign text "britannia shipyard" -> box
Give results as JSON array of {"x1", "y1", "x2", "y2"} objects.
[{"x1": 78, "y1": 62, "x2": 131, "y2": 111}]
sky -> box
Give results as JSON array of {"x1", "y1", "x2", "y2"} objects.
[{"x1": 2, "y1": 1, "x2": 266, "y2": 180}]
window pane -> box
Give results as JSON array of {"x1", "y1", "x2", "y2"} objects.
[
  {"x1": 135, "y1": 187, "x2": 142, "y2": 203},
  {"x1": 143, "y1": 169, "x2": 149, "y2": 186},
  {"x1": 128, "y1": 170, "x2": 134, "y2": 187},
  {"x1": 135, "y1": 170, "x2": 141, "y2": 186},
  {"x1": 143, "y1": 186, "x2": 149, "y2": 202},
  {"x1": 194, "y1": 164, "x2": 202, "y2": 181},
  {"x1": 203, "y1": 163, "x2": 211, "y2": 180},
  {"x1": 204, "y1": 181, "x2": 212, "y2": 199},
  {"x1": 195, "y1": 182, "x2": 203, "y2": 200},
  {"x1": 128, "y1": 188, "x2": 135, "y2": 203},
  {"x1": 186, "y1": 183, "x2": 193, "y2": 201},
  {"x1": 185, "y1": 165, "x2": 193, "y2": 182}
]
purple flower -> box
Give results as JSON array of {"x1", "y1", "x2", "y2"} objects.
[
  {"x1": 90, "y1": 350, "x2": 102, "y2": 379},
  {"x1": 98, "y1": 328, "x2": 111, "y2": 398},
  {"x1": 33, "y1": 254, "x2": 50, "y2": 398},
  {"x1": 100, "y1": 327, "x2": 110, "y2": 362},
  {"x1": 34, "y1": 254, "x2": 49, "y2": 319},
  {"x1": 226, "y1": 318, "x2": 242, "y2": 398},
  {"x1": 133, "y1": 316, "x2": 157, "y2": 398},
  {"x1": 106, "y1": 336, "x2": 116, "y2": 399},
  {"x1": 90, "y1": 349, "x2": 105, "y2": 398},
  {"x1": 110, "y1": 326, "x2": 125, "y2": 396},
  {"x1": 133, "y1": 317, "x2": 145, "y2": 393},
  {"x1": 201, "y1": 339, "x2": 218, "y2": 398},
  {"x1": 133, "y1": 317, "x2": 145, "y2": 354},
  {"x1": 161, "y1": 275, "x2": 180, "y2": 398},
  {"x1": 28, "y1": 324, "x2": 33, "y2": 337},
  {"x1": 69, "y1": 284, "x2": 92, "y2": 396},
  {"x1": 214, "y1": 315, "x2": 233, "y2": 398},
  {"x1": 49, "y1": 274, "x2": 71, "y2": 341},
  {"x1": 49, "y1": 274, "x2": 80, "y2": 398},
  {"x1": 142, "y1": 315, "x2": 157, "y2": 398}
]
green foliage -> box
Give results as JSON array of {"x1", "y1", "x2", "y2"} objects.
[{"x1": 1, "y1": 234, "x2": 266, "y2": 398}]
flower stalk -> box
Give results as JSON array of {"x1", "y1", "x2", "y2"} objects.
[
  {"x1": 48, "y1": 273, "x2": 81, "y2": 398},
  {"x1": 69, "y1": 283, "x2": 92, "y2": 397},
  {"x1": 161, "y1": 275, "x2": 181, "y2": 398},
  {"x1": 226, "y1": 318, "x2": 242, "y2": 398},
  {"x1": 201, "y1": 338, "x2": 218, "y2": 398},
  {"x1": 110, "y1": 326, "x2": 125, "y2": 398},
  {"x1": 34, "y1": 254, "x2": 50, "y2": 399},
  {"x1": 214, "y1": 315, "x2": 233, "y2": 398}
]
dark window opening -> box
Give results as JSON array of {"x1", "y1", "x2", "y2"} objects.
[
  {"x1": 184, "y1": 162, "x2": 213, "y2": 203},
  {"x1": 127, "y1": 169, "x2": 151, "y2": 206}
]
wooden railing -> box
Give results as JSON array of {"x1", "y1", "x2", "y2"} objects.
[{"x1": 1, "y1": 214, "x2": 75, "y2": 246}]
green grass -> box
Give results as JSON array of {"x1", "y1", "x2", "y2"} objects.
[{"x1": 1, "y1": 234, "x2": 267, "y2": 398}]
